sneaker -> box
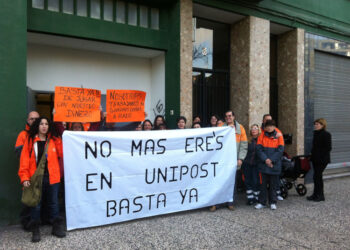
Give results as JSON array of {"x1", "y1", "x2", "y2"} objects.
[
  {"x1": 270, "y1": 204, "x2": 277, "y2": 210},
  {"x1": 255, "y1": 203, "x2": 266, "y2": 209},
  {"x1": 277, "y1": 195, "x2": 284, "y2": 201}
]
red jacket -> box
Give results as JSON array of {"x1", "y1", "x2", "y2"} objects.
[{"x1": 19, "y1": 135, "x2": 63, "y2": 185}]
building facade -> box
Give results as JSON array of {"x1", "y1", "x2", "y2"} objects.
[{"x1": 1, "y1": 0, "x2": 349, "y2": 225}]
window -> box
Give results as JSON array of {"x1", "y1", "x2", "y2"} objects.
[
  {"x1": 128, "y1": 3, "x2": 137, "y2": 26},
  {"x1": 77, "y1": 0, "x2": 87, "y2": 17},
  {"x1": 140, "y1": 6, "x2": 148, "y2": 28},
  {"x1": 116, "y1": 1, "x2": 125, "y2": 24},
  {"x1": 91, "y1": 0, "x2": 101, "y2": 19}
]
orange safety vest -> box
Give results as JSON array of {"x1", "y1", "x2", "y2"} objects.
[
  {"x1": 15, "y1": 124, "x2": 30, "y2": 149},
  {"x1": 18, "y1": 135, "x2": 63, "y2": 185}
]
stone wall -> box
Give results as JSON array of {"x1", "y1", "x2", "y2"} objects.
[
  {"x1": 277, "y1": 28, "x2": 305, "y2": 155},
  {"x1": 180, "y1": 0, "x2": 193, "y2": 126},
  {"x1": 230, "y1": 16, "x2": 270, "y2": 130}
]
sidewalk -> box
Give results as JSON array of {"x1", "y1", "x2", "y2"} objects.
[{"x1": 1, "y1": 177, "x2": 350, "y2": 250}]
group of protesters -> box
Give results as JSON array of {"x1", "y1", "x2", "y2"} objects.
[{"x1": 15, "y1": 109, "x2": 331, "y2": 243}]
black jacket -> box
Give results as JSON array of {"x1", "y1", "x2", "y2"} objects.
[
  {"x1": 311, "y1": 129, "x2": 332, "y2": 166},
  {"x1": 242, "y1": 137, "x2": 258, "y2": 167}
]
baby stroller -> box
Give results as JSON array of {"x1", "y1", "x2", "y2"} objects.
[{"x1": 280, "y1": 153, "x2": 311, "y2": 199}]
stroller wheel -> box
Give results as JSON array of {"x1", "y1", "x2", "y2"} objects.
[
  {"x1": 281, "y1": 186, "x2": 288, "y2": 199},
  {"x1": 286, "y1": 182, "x2": 293, "y2": 190},
  {"x1": 296, "y1": 184, "x2": 307, "y2": 196}
]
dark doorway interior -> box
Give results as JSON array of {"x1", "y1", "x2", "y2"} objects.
[
  {"x1": 270, "y1": 34, "x2": 278, "y2": 125},
  {"x1": 192, "y1": 18, "x2": 230, "y2": 126}
]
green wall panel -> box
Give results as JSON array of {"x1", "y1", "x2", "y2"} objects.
[
  {"x1": 195, "y1": 0, "x2": 350, "y2": 42},
  {"x1": 275, "y1": 0, "x2": 350, "y2": 24},
  {"x1": 0, "y1": 0, "x2": 27, "y2": 225},
  {"x1": 165, "y1": 1, "x2": 181, "y2": 128},
  {"x1": 28, "y1": 8, "x2": 169, "y2": 50}
]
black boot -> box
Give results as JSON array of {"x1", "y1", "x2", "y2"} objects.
[
  {"x1": 307, "y1": 194, "x2": 316, "y2": 201},
  {"x1": 28, "y1": 220, "x2": 41, "y2": 243},
  {"x1": 313, "y1": 193, "x2": 325, "y2": 202},
  {"x1": 52, "y1": 217, "x2": 66, "y2": 238}
]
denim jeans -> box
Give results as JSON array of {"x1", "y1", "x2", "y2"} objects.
[{"x1": 31, "y1": 175, "x2": 60, "y2": 221}]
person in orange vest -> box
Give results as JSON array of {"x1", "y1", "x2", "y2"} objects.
[
  {"x1": 261, "y1": 114, "x2": 282, "y2": 137},
  {"x1": 15, "y1": 111, "x2": 40, "y2": 231},
  {"x1": 261, "y1": 114, "x2": 284, "y2": 201},
  {"x1": 19, "y1": 117, "x2": 66, "y2": 242},
  {"x1": 15, "y1": 111, "x2": 40, "y2": 159},
  {"x1": 255, "y1": 120, "x2": 285, "y2": 210},
  {"x1": 210, "y1": 110, "x2": 248, "y2": 212}
]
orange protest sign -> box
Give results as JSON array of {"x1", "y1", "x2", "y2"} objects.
[
  {"x1": 54, "y1": 86, "x2": 101, "y2": 122},
  {"x1": 106, "y1": 90, "x2": 146, "y2": 123}
]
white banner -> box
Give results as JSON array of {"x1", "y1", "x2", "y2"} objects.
[{"x1": 63, "y1": 127, "x2": 237, "y2": 230}]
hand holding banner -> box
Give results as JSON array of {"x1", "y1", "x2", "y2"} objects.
[
  {"x1": 106, "y1": 90, "x2": 146, "y2": 123},
  {"x1": 54, "y1": 86, "x2": 101, "y2": 122}
]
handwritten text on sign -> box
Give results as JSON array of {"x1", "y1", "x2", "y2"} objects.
[
  {"x1": 63, "y1": 127, "x2": 237, "y2": 230},
  {"x1": 106, "y1": 90, "x2": 146, "y2": 123},
  {"x1": 54, "y1": 86, "x2": 101, "y2": 122}
]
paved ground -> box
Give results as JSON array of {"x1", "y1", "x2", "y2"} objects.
[{"x1": 1, "y1": 177, "x2": 350, "y2": 250}]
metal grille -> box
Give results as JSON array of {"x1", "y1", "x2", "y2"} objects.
[
  {"x1": 314, "y1": 51, "x2": 350, "y2": 164},
  {"x1": 192, "y1": 68, "x2": 230, "y2": 126}
]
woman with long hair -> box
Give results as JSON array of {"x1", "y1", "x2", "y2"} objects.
[
  {"x1": 18, "y1": 117, "x2": 66, "y2": 242},
  {"x1": 177, "y1": 116, "x2": 187, "y2": 129},
  {"x1": 242, "y1": 124, "x2": 260, "y2": 205},
  {"x1": 142, "y1": 119, "x2": 153, "y2": 131},
  {"x1": 307, "y1": 118, "x2": 332, "y2": 202},
  {"x1": 153, "y1": 115, "x2": 166, "y2": 130},
  {"x1": 209, "y1": 115, "x2": 219, "y2": 127}
]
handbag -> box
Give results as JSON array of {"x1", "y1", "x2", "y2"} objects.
[{"x1": 21, "y1": 140, "x2": 50, "y2": 207}]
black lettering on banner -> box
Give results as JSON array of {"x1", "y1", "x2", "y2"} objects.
[
  {"x1": 216, "y1": 136, "x2": 224, "y2": 150},
  {"x1": 211, "y1": 162, "x2": 218, "y2": 177},
  {"x1": 100, "y1": 140, "x2": 112, "y2": 158},
  {"x1": 169, "y1": 166, "x2": 178, "y2": 182},
  {"x1": 190, "y1": 164, "x2": 199, "y2": 178},
  {"x1": 144, "y1": 139, "x2": 155, "y2": 155},
  {"x1": 106, "y1": 200, "x2": 117, "y2": 217},
  {"x1": 86, "y1": 173, "x2": 98, "y2": 191},
  {"x1": 101, "y1": 172, "x2": 112, "y2": 190},
  {"x1": 195, "y1": 137, "x2": 204, "y2": 152},
  {"x1": 179, "y1": 189, "x2": 187, "y2": 204},
  {"x1": 145, "y1": 168, "x2": 155, "y2": 184},
  {"x1": 131, "y1": 140, "x2": 142, "y2": 156},
  {"x1": 145, "y1": 194, "x2": 155, "y2": 210},
  {"x1": 180, "y1": 165, "x2": 189, "y2": 180},
  {"x1": 185, "y1": 137, "x2": 194, "y2": 153},
  {"x1": 189, "y1": 188, "x2": 198, "y2": 203},
  {"x1": 157, "y1": 193, "x2": 166, "y2": 208},
  {"x1": 157, "y1": 168, "x2": 167, "y2": 183},
  {"x1": 206, "y1": 134, "x2": 214, "y2": 151},
  {"x1": 85, "y1": 141, "x2": 97, "y2": 159},
  {"x1": 156, "y1": 139, "x2": 167, "y2": 154},
  {"x1": 119, "y1": 199, "x2": 130, "y2": 215},
  {"x1": 200, "y1": 163, "x2": 208, "y2": 178},
  {"x1": 133, "y1": 196, "x2": 143, "y2": 213}
]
